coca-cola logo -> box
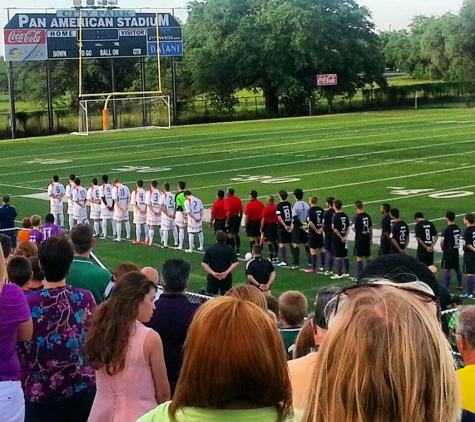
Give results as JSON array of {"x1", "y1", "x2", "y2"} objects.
[
  {"x1": 317, "y1": 74, "x2": 338, "y2": 86},
  {"x1": 5, "y1": 29, "x2": 46, "y2": 45}
]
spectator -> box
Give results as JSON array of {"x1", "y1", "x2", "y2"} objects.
[
  {"x1": 7, "y1": 256, "x2": 32, "y2": 293},
  {"x1": 291, "y1": 317, "x2": 314, "y2": 359},
  {"x1": 266, "y1": 295, "x2": 280, "y2": 320},
  {"x1": 138, "y1": 296, "x2": 292, "y2": 422},
  {"x1": 104, "y1": 262, "x2": 140, "y2": 299},
  {"x1": 201, "y1": 230, "x2": 239, "y2": 295},
  {"x1": 29, "y1": 215, "x2": 43, "y2": 245},
  {"x1": 18, "y1": 218, "x2": 32, "y2": 243},
  {"x1": 66, "y1": 224, "x2": 111, "y2": 304},
  {"x1": 225, "y1": 284, "x2": 268, "y2": 311},
  {"x1": 142, "y1": 266, "x2": 163, "y2": 301},
  {"x1": 146, "y1": 259, "x2": 199, "y2": 395},
  {"x1": 245, "y1": 244, "x2": 276, "y2": 295},
  {"x1": 279, "y1": 291, "x2": 308, "y2": 359},
  {"x1": 289, "y1": 286, "x2": 339, "y2": 416},
  {"x1": 13, "y1": 241, "x2": 38, "y2": 258},
  {"x1": 27, "y1": 256, "x2": 44, "y2": 292},
  {"x1": 0, "y1": 244, "x2": 32, "y2": 422},
  {"x1": 456, "y1": 306, "x2": 475, "y2": 414},
  {"x1": 303, "y1": 281, "x2": 460, "y2": 422},
  {"x1": 0, "y1": 233, "x2": 13, "y2": 265},
  {"x1": 86, "y1": 271, "x2": 170, "y2": 421},
  {"x1": 18, "y1": 236, "x2": 96, "y2": 422},
  {"x1": 0, "y1": 195, "x2": 17, "y2": 249},
  {"x1": 42, "y1": 213, "x2": 64, "y2": 240}
]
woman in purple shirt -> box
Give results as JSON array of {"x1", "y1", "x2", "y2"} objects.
[
  {"x1": 17, "y1": 236, "x2": 96, "y2": 422},
  {"x1": 0, "y1": 244, "x2": 33, "y2": 422}
]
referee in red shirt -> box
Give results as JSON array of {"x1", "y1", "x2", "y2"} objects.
[
  {"x1": 225, "y1": 188, "x2": 243, "y2": 253},
  {"x1": 209, "y1": 190, "x2": 227, "y2": 233},
  {"x1": 245, "y1": 190, "x2": 265, "y2": 253},
  {"x1": 261, "y1": 195, "x2": 279, "y2": 262}
]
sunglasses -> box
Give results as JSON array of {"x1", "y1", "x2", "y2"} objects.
[{"x1": 333, "y1": 283, "x2": 441, "y2": 322}]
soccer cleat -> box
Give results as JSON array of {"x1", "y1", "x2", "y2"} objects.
[
  {"x1": 305, "y1": 268, "x2": 316, "y2": 274},
  {"x1": 324, "y1": 271, "x2": 334, "y2": 276},
  {"x1": 185, "y1": 249, "x2": 193, "y2": 253},
  {"x1": 126, "y1": 236, "x2": 131, "y2": 240},
  {"x1": 456, "y1": 286, "x2": 464, "y2": 290},
  {"x1": 342, "y1": 273, "x2": 350, "y2": 278},
  {"x1": 462, "y1": 293, "x2": 474, "y2": 298},
  {"x1": 145, "y1": 241, "x2": 150, "y2": 246},
  {"x1": 330, "y1": 274, "x2": 343, "y2": 280},
  {"x1": 132, "y1": 241, "x2": 141, "y2": 245},
  {"x1": 290, "y1": 265, "x2": 299, "y2": 270},
  {"x1": 198, "y1": 247, "x2": 204, "y2": 252},
  {"x1": 161, "y1": 245, "x2": 168, "y2": 249},
  {"x1": 113, "y1": 238, "x2": 121, "y2": 242},
  {"x1": 174, "y1": 243, "x2": 179, "y2": 247},
  {"x1": 277, "y1": 262, "x2": 288, "y2": 267},
  {"x1": 317, "y1": 267, "x2": 324, "y2": 273}
]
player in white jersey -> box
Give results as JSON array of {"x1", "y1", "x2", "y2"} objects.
[
  {"x1": 130, "y1": 179, "x2": 149, "y2": 245},
  {"x1": 64, "y1": 174, "x2": 76, "y2": 230},
  {"x1": 159, "y1": 182, "x2": 176, "y2": 248},
  {"x1": 48, "y1": 175, "x2": 65, "y2": 227},
  {"x1": 87, "y1": 178, "x2": 102, "y2": 237},
  {"x1": 72, "y1": 178, "x2": 88, "y2": 225},
  {"x1": 112, "y1": 178, "x2": 131, "y2": 241},
  {"x1": 184, "y1": 191, "x2": 204, "y2": 253},
  {"x1": 145, "y1": 180, "x2": 162, "y2": 246},
  {"x1": 99, "y1": 175, "x2": 116, "y2": 238}
]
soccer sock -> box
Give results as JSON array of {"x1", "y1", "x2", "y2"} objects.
[
  {"x1": 273, "y1": 243, "x2": 278, "y2": 256},
  {"x1": 94, "y1": 222, "x2": 100, "y2": 236},
  {"x1": 468, "y1": 275, "x2": 475, "y2": 295},
  {"x1": 280, "y1": 246, "x2": 287, "y2": 263},
  {"x1": 102, "y1": 220, "x2": 108, "y2": 237},
  {"x1": 163, "y1": 230, "x2": 169, "y2": 247},
  {"x1": 59, "y1": 213, "x2": 65, "y2": 227},
  {"x1": 336, "y1": 259, "x2": 343, "y2": 276},
  {"x1": 116, "y1": 223, "x2": 122, "y2": 240},
  {"x1": 53, "y1": 213, "x2": 58, "y2": 225},
  {"x1": 198, "y1": 232, "x2": 204, "y2": 249},
  {"x1": 144, "y1": 224, "x2": 149, "y2": 241},
  {"x1": 344, "y1": 258, "x2": 350, "y2": 274},
  {"x1": 327, "y1": 251, "x2": 334, "y2": 272},
  {"x1": 69, "y1": 215, "x2": 74, "y2": 230},
  {"x1": 228, "y1": 237, "x2": 236, "y2": 250},
  {"x1": 320, "y1": 252, "x2": 326, "y2": 268},
  {"x1": 173, "y1": 227, "x2": 179, "y2": 245},
  {"x1": 84, "y1": 218, "x2": 90, "y2": 225},
  {"x1": 189, "y1": 233, "x2": 195, "y2": 250},
  {"x1": 136, "y1": 224, "x2": 141, "y2": 242},
  {"x1": 159, "y1": 229, "x2": 164, "y2": 243},
  {"x1": 268, "y1": 244, "x2": 274, "y2": 259},
  {"x1": 179, "y1": 229, "x2": 185, "y2": 248},
  {"x1": 305, "y1": 245, "x2": 311, "y2": 263},
  {"x1": 125, "y1": 221, "x2": 131, "y2": 238},
  {"x1": 443, "y1": 270, "x2": 451, "y2": 289},
  {"x1": 236, "y1": 235, "x2": 241, "y2": 250},
  {"x1": 291, "y1": 246, "x2": 300, "y2": 266},
  {"x1": 250, "y1": 240, "x2": 255, "y2": 251},
  {"x1": 356, "y1": 261, "x2": 363, "y2": 278},
  {"x1": 456, "y1": 269, "x2": 463, "y2": 287},
  {"x1": 311, "y1": 254, "x2": 317, "y2": 269},
  {"x1": 149, "y1": 229, "x2": 155, "y2": 244}
]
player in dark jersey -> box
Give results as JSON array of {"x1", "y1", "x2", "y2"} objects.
[
  {"x1": 463, "y1": 213, "x2": 475, "y2": 298},
  {"x1": 380, "y1": 203, "x2": 392, "y2": 255},
  {"x1": 441, "y1": 211, "x2": 462, "y2": 290},
  {"x1": 331, "y1": 199, "x2": 350, "y2": 279},
  {"x1": 305, "y1": 195, "x2": 325, "y2": 273},
  {"x1": 351, "y1": 200, "x2": 373, "y2": 279},
  {"x1": 260, "y1": 195, "x2": 279, "y2": 263},
  {"x1": 322, "y1": 197, "x2": 335, "y2": 276},
  {"x1": 275, "y1": 190, "x2": 293, "y2": 267},
  {"x1": 389, "y1": 208, "x2": 409, "y2": 254},
  {"x1": 414, "y1": 212, "x2": 438, "y2": 266},
  {"x1": 290, "y1": 189, "x2": 310, "y2": 270}
]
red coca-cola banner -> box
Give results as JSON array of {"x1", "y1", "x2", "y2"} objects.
[
  {"x1": 317, "y1": 74, "x2": 338, "y2": 86},
  {"x1": 5, "y1": 29, "x2": 46, "y2": 45}
]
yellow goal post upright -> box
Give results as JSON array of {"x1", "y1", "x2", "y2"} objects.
[{"x1": 72, "y1": 12, "x2": 171, "y2": 135}]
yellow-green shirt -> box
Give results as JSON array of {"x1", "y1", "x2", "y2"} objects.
[
  {"x1": 458, "y1": 364, "x2": 475, "y2": 413},
  {"x1": 136, "y1": 401, "x2": 279, "y2": 422}
]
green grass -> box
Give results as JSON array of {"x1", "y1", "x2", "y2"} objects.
[{"x1": 2, "y1": 108, "x2": 475, "y2": 305}]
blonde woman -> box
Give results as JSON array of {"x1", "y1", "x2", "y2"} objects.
[
  {"x1": 138, "y1": 295, "x2": 292, "y2": 422},
  {"x1": 303, "y1": 280, "x2": 462, "y2": 422}
]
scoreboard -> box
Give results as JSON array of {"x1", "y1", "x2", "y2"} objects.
[{"x1": 3, "y1": 10, "x2": 183, "y2": 61}]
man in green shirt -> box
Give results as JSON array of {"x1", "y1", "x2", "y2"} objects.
[
  {"x1": 66, "y1": 224, "x2": 111, "y2": 304},
  {"x1": 174, "y1": 181, "x2": 187, "y2": 250}
]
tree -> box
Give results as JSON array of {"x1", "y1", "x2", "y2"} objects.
[
  {"x1": 183, "y1": 0, "x2": 386, "y2": 114},
  {"x1": 0, "y1": 59, "x2": 8, "y2": 94}
]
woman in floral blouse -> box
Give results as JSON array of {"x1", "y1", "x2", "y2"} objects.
[{"x1": 18, "y1": 236, "x2": 97, "y2": 422}]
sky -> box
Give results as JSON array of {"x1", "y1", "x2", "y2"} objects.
[{"x1": 0, "y1": 0, "x2": 465, "y2": 53}]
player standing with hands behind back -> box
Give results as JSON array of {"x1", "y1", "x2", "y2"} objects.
[
  {"x1": 441, "y1": 211, "x2": 462, "y2": 290},
  {"x1": 331, "y1": 199, "x2": 350, "y2": 280},
  {"x1": 290, "y1": 189, "x2": 310, "y2": 270}
]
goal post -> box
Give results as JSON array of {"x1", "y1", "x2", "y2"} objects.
[{"x1": 72, "y1": 94, "x2": 171, "y2": 136}]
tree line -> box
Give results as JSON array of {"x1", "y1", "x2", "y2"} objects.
[{"x1": 1, "y1": 0, "x2": 475, "y2": 115}]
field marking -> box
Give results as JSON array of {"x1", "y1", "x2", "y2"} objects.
[
  {"x1": 2, "y1": 118, "x2": 472, "y2": 165},
  {"x1": 10, "y1": 130, "x2": 475, "y2": 187},
  {"x1": 0, "y1": 183, "x2": 44, "y2": 191}
]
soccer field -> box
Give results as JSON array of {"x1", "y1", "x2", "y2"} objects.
[{"x1": 2, "y1": 108, "x2": 475, "y2": 302}]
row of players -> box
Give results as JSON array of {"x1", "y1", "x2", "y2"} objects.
[{"x1": 48, "y1": 175, "x2": 205, "y2": 252}]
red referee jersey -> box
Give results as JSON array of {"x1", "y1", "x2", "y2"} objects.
[
  {"x1": 225, "y1": 195, "x2": 243, "y2": 217},
  {"x1": 211, "y1": 198, "x2": 227, "y2": 220},
  {"x1": 261, "y1": 204, "x2": 278, "y2": 224},
  {"x1": 245, "y1": 199, "x2": 265, "y2": 222}
]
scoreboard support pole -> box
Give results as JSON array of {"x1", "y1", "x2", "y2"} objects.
[{"x1": 7, "y1": 62, "x2": 17, "y2": 139}]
